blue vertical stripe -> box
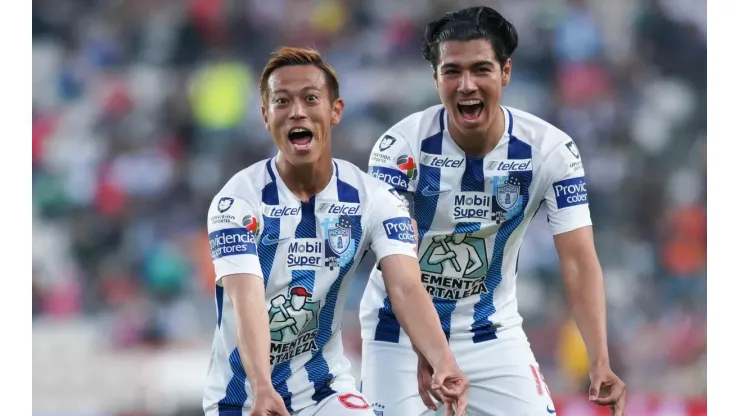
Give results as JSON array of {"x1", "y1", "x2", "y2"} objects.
[
  {"x1": 305, "y1": 171, "x2": 361, "y2": 402},
  {"x1": 263, "y1": 161, "x2": 293, "y2": 411},
  {"x1": 271, "y1": 189, "x2": 319, "y2": 412},
  {"x1": 438, "y1": 156, "x2": 485, "y2": 339},
  {"x1": 471, "y1": 110, "x2": 533, "y2": 343},
  {"x1": 374, "y1": 108, "x2": 447, "y2": 342},
  {"x1": 216, "y1": 285, "x2": 224, "y2": 328},
  {"x1": 260, "y1": 160, "x2": 281, "y2": 288},
  {"x1": 453, "y1": 157, "x2": 485, "y2": 234},
  {"x1": 217, "y1": 349, "x2": 249, "y2": 414},
  {"x1": 271, "y1": 197, "x2": 316, "y2": 408}
]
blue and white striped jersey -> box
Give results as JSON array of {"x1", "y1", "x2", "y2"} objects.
[
  {"x1": 360, "y1": 104, "x2": 592, "y2": 345},
  {"x1": 203, "y1": 157, "x2": 416, "y2": 414}
]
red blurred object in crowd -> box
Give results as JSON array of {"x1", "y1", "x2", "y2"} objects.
[
  {"x1": 32, "y1": 113, "x2": 58, "y2": 167},
  {"x1": 552, "y1": 395, "x2": 706, "y2": 416},
  {"x1": 95, "y1": 163, "x2": 127, "y2": 217}
]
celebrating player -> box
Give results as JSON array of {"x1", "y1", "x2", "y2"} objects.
[
  {"x1": 360, "y1": 7, "x2": 626, "y2": 416},
  {"x1": 202, "y1": 47, "x2": 468, "y2": 416}
]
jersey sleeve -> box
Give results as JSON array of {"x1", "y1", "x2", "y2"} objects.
[
  {"x1": 542, "y1": 138, "x2": 593, "y2": 235},
  {"x1": 367, "y1": 186, "x2": 418, "y2": 261},
  {"x1": 207, "y1": 194, "x2": 264, "y2": 284},
  {"x1": 367, "y1": 132, "x2": 419, "y2": 194}
]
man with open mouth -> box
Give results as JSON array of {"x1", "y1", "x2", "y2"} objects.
[
  {"x1": 361, "y1": 6, "x2": 626, "y2": 416},
  {"x1": 202, "y1": 47, "x2": 469, "y2": 416}
]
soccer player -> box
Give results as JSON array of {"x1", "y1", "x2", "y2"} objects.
[
  {"x1": 202, "y1": 47, "x2": 468, "y2": 416},
  {"x1": 360, "y1": 7, "x2": 626, "y2": 416}
]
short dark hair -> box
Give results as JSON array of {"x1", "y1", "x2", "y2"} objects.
[
  {"x1": 259, "y1": 47, "x2": 340, "y2": 104},
  {"x1": 421, "y1": 6, "x2": 519, "y2": 72}
]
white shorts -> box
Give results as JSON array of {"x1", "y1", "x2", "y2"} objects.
[
  {"x1": 208, "y1": 389, "x2": 375, "y2": 416},
  {"x1": 360, "y1": 327, "x2": 557, "y2": 416}
]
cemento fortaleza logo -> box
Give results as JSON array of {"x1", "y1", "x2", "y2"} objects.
[
  {"x1": 268, "y1": 286, "x2": 320, "y2": 365},
  {"x1": 418, "y1": 233, "x2": 489, "y2": 300}
]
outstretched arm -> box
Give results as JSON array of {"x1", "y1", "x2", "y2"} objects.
[
  {"x1": 541, "y1": 135, "x2": 625, "y2": 415},
  {"x1": 223, "y1": 274, "x2": 274, "y2": 390},
  {"x1": 554, "y1": 227, "x2": 608, "y2": 370}
]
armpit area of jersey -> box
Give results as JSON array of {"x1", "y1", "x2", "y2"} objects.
[{"x1": 398, "y1": 190, "x2": 415, "y2": 217}]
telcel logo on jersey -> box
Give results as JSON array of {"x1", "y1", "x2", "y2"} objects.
[
  {"x1": 317, "y1": 202, "x2": 361, "y2": 216},
  {"x1": 209, "y1": 228, "x2": 256, "y2": 260},
  {"x1": 263, "y1": 205, "x2": 300, "y2": 218},
  {"x1": 382, "y1": 217, "x2": 415, "y2": 244},
  {"x1": 420, "y1": 153, "x2": 465, "y2": 168},
  {"x1": 369, "y1": 166, "x2": 408, "y2": 190},
  {"x1": 553, "y1": 177, "x2": 588, "y2": 209},
  {"x1": 453, "y1": 192, "x2": 492, "y2": 221},
  {"x1": 286, "y1": 239, "x2": 323, "y2": 270},
  {"x1": 486, "y1": 159, "x2": 533, "y2": 172}
]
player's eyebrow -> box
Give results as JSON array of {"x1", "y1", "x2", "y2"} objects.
[
  {"x1": 272, "y1": 86, "x2": 322, "y2": 95},
  {"x1": 471, "y1": 60, "x2": 496, "y2": 68},
  {"x1": 440, "y1": 60, "x2": 496, "y2": 70}
]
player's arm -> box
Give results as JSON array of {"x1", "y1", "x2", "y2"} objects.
[
  {"x1": 207, "y1": 195, "x2": 286, "y2": 411},
  {"x1": 222, "y1": 274, "x2": 272, "y2": 390},
  {"x1": 369, "y1": 188, "x2": 468, "y2": 412},
  {"x1": 543, "y1": 138, "x2": 626, "y2": 411},
  {"x1": 379, "y1": 255, "x2": 456, "y2": 366}
]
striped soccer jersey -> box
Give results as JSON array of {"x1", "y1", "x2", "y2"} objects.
[
  {"x1": 204, "y1": 157, "x2": 416, "y2": 414},
  {"x1": 360, "y1": 104, "x2": 592, "y2": 345}
]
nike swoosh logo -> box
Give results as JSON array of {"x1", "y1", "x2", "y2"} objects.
[
  {"x1": 261, "y1": 235, "x2": 289, "y2": 246},
  {"x1": 546, "y1": 405, "x2": 556, "y2": 414},
  {"x1": 421, "y1": 186, "x2": 450, "y2": 197}
]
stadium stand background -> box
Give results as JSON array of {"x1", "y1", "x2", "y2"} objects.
[{"x1": 32, "y1": 0, "x2": 706, "y2": 414}]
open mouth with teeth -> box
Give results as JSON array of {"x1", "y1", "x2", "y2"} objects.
[
  {"x1": 457, "y1": 99, "x2": 484, "y2": 121},
  {"x1": 288, "y1": 127, "x2": 314, "y2": 150}
]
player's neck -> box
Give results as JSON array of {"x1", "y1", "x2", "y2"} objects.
[
  {"x1": 448, "y1": 106, "x2": 506, "y2": 158},
  {"x1": 276, "y1": 151, "x2": 334, "y2": 203}
]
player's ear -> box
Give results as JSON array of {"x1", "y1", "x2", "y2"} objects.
[
  {"x1": 432, "y1": 66, "x2": 439, "y2": 90},
  {"x1": 331, "y1": 97, "x2": 344, "y2": 125},
  {"x1": 261, "y1": 105, "x2": 270, "y2": 131},
  {"x1": 501, "y1": 58, "x2": 512, "y2": 87}
]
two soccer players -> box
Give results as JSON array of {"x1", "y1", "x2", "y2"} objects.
[
  {"x1": 360, "y1": 6, "x2": 626, "y2": 416},
  {"x1": 203, "y1": 5, "x2": 626, "y2": 416},
  {"x1": 202, "y1": 48, "x2": 467, "y2": 416}
]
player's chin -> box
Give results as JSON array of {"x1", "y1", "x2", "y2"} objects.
[{"x1": 283, "y1": 143, "x2": 321, "y2": 166}]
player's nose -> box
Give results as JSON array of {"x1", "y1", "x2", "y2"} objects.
[
  {"x1": 289, "y1": 102, "x2": 308, "y2": 120},
  {"x1": 458, "y1": 72, "x2": 477, "y2": 94}
]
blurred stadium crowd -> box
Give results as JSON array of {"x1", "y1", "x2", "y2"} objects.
[{"x1": 32, "y1": 0, "x2": 706, "y2": 414}]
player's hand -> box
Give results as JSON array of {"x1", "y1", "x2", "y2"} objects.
[
  {"x1": 430, "y1": 356, "x2": 469, "y2": 416},
  {"x1": 588, "y1": 364, "x2": 626, "y2": 416},
  {"x1": 250, "y1": 386, "x2": 290, "y2": 416},
  {"x1": 416, "y1": 352, "x2": 443, "y2": 412}
]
